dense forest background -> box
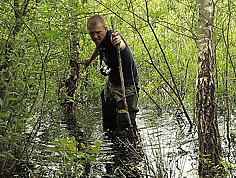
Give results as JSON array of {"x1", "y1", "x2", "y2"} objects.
[{"x1": 1, "y1": 0, "x2": 236, "y2": 177}]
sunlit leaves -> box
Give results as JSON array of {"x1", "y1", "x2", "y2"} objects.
[
  {"x1": 28, "y1": 39, "x2": 37, "y2": 47},
  {"x1": 44, "y1": 30, "x2": 58, "y2": 37},
  {"x1": 5, "y1": 97, "x2": 18, "y2": 101}
]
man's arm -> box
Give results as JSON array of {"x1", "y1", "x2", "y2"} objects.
[
  {"x1": 111, "y1": 32, "x2": 126, "y2": 51},
  {"x1": 85, "y1": 47, "x2": 98, "y2": 68}
]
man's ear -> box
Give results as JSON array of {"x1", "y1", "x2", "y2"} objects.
[{"x1": 105, "y1": 26, "x2": 108, "y2": 31}]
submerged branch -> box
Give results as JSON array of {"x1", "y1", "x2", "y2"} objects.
[{"x1": 142, "y1": 88, "x2": 162, "y2": 112}]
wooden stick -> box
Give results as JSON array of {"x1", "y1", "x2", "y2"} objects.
[{"x1": 110, "y1": 17, "x2": 137, "y2": 147}]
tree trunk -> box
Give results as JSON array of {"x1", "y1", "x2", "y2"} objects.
[{"x1": 196, "y1": 0, "x2": 225, "y2": 177}]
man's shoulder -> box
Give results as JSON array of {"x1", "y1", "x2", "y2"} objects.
[{"x1": 102, "y1": 30, "x2": 113, "y2": 47}]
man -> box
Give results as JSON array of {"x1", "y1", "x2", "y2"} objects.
[{"x1": 85, "y1": 15, "x2": 139, "y2": 137}]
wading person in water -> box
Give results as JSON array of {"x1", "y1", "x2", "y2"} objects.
[{"x1": 85, "y1": 15, "x2": 139, "y2": 139}]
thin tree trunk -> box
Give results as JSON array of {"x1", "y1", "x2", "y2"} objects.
[{"x1": 196, "y1": 0, "x2": 225, "y2": 176}]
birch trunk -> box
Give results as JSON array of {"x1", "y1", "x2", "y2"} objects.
[{"x1": 196, "y1": 0, "x2": 225, "y2": 176}]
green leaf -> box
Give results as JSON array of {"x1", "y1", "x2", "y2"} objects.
[
  {"x1": 90, "y1": 147, "x2": 99, "y2": 154},
  {"x1": 30, "y1": 95, "x2": 38, "y2": 98},
  {"x1": 0, "y1": 113, "x2": 7, "y2": 118},
  {"x1": 71, "y1": 137, "x2": 75, "y2": 142},
  {"x1": 52, "y1": 141, "x2": 59, "y2": 145},
  {"x1": 78, "y1": 151, "x2": 83, "y2": 156},
  {"x1": 7, "y1": 92, "x2": 20, "y2": 96},
  {"x1": 38, "y1": 34, "x2": 48, "y2": 39},
  {"x1": 69, "y1": 99, "x2": 74, "y2": 102},
  {"x1": 16, "y1": 67, "x2": 25, "y2": 71},
  {"x1": 45, "y1": 30, "x2": 57, "y2": 37},
  {"x1": 28, "y1": 39, "x2": 37, "y2": 47},
  {"x1": 61, "y1": 139, "x2": 68, "y2": 144},
  {"x1": 80, "y1": 143, "x2": 86, "y2": 149},
  {"x1": 68, "y1": 144, "x2": 73, "y2": 149},
  {"x1": 18, "y1": 122, "x2": 26, "y2": 126},
  {"x1": 68, "y1": 141, "x2": 77, "y2": 149},
  {"x1": 52, "y1": 147, "x2": 59, "y2": 152},
  {"x1": 95, "y1": 140, "x2": 102, "y2": 147},
  {"x1": 6, "y1": 97, "x2": 18, "y2": 101},
  {"x1": 118, "y1": 109, "x2": 127, "y2": 114},
  {"x1": 90, "y1": 157, "x2": 96, "y2": 161},
  {"x1": 27, "y1": 80, "x2": 35, "y2": 85},
  {"x1": 65, "y1": 164, "x2": 72, "y2": 169}
]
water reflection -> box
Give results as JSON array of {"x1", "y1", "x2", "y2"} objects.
[
  {"x1": 101, "y1": 133, "x2": 144, "y2": 177},
  {"x1": 26, "y1": 104, "x2": 236, "y2": 177},
  {"x1": 136, "y1": 108, "x2": 198, "y2": 178},
  {"x1": 90, "y1": 107, "x2": 198, "y2": 177},
  {"x1": 18, "y1": 101, "x2": 236, "y2": 177}
]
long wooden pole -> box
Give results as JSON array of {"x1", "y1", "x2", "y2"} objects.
[{"x1": 110, "y1": 17, "x2": 137, "y2": 147}]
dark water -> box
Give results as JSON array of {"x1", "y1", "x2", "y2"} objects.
[
  {"x1": 20, "y1": 104, "x2": 236, "y2": 178},
  {"x1": 81, "y1": 107, "x2": 199, "y2": 178}
]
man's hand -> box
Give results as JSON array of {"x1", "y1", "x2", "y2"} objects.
[
  {"x1": 111, "y1": 32, "x2": 121, "y2": 45},
  {"x1": 111, "y1": 32, "x2": 126, "y2": 50}
]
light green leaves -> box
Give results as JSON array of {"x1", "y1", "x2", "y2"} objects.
[
  {"x1": 28, "y1": 30, "x2": 58, "y2": 47},
  {"x1": 44, "y1": 30, "x2": 58, "y2": 37}
]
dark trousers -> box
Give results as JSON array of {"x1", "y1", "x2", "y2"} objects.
[{"x1": 101, "y1": 89, "x2": 138, "y2": 133}]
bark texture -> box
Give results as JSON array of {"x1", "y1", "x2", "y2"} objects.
[{"x1": 196, "y1": 0, "x2": 225, "y2": 177}]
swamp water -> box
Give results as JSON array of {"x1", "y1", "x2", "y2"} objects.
[
  {"x1": 136, "y1": 108, "x2": 198, "y2": 178},
  {"x1": 27, "y1": 104, "x2": 235, "y2": 177},
  {"x1": 73, "y1": 107, "x2": 199, "y2": 178}
]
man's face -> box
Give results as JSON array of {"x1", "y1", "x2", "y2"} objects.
[{"x1": 88, "y1": 22, "x2": 107, "y2": 44}]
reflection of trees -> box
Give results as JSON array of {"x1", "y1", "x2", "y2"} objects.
[{"x1": 104, "y1": 132, "x2": 144, "y2": 177}]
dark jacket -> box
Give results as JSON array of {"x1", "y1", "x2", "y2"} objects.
[{"x1": 97, "y1": 30, "x2": 139, "y2": 85}]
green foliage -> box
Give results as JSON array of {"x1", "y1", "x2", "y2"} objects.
[
  {"x1": 52, "y1": 137, "x2": 102, "y2": 176},
  {"x1": 220, "y1": 158, "x2": 236, "y2": 175},
  {"x1": 0, "y1": 0, "x2": 236, "y2": 177}
]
